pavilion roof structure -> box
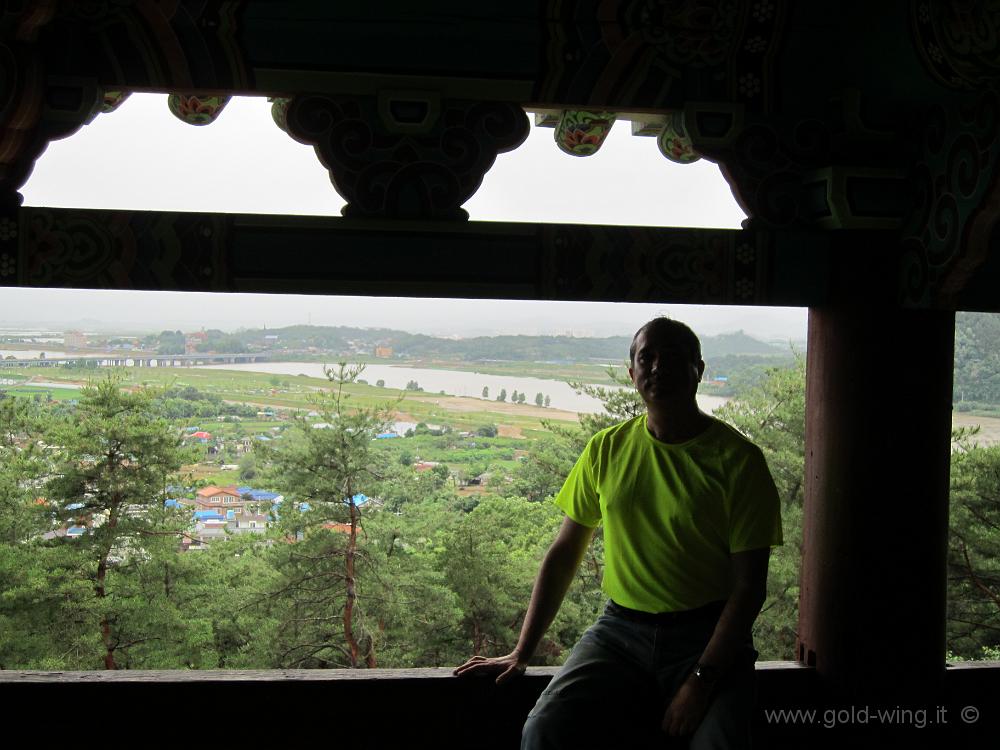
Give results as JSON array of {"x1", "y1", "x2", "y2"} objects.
[{"x1": 1, "y1": 3, "x2": 999, "y2": 747}]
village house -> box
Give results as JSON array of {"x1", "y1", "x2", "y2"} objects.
[
  {"x1": 184, "y1": 331, "x2": 208, "y2": 354},
  {"x1": 228, "y1": 511, "x2": 268, "y2": 536},
  {"x1": 63, "y1": 330, "x2": 88, "y2": 350},
  {"x1": 194, "y1": 485, "x2": 244, "y2": 511},
  {"x1": 181, "y1": 486, "x2": 284, "y2": 549},
  {"x1": 185, "y1": 511, "x2": 228, "y2": 550}
]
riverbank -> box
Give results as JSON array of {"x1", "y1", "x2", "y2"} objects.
[
  {"x1": 953, "y1": 413, "x2": 1000, "y2": 447},
  {"x1": 11, "y1": 365, "x2": 1000, "y2": 448}
]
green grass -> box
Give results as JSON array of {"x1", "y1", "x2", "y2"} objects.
[{"x1": 1, "y1": 385, "x2": 80, "y2": 401}]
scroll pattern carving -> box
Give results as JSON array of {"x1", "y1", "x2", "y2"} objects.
[
  {"x1": 0, "y1": 6, "x2": 76, "y2": 196},
  {"x1": 22, "y1": 208, "x2": 230, "y2": 291},
  {"x1": 900, "y1": 92, "x2": 1000, "y2": 307},
  {"x1": 55, "y1": 1, "x2": 251, "y2": 90},
  {"x1": 537, "y1": 0, "x2": 785, "y2": 112},
  {"x1": 911, "y1": 2, "x2": 1000, "y2": 92},
  {"x1": 539, "y1": 225, "x2": 766, "y2": 304}
]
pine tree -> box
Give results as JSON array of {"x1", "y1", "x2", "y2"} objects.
[
  {"x1": 261, "y1": 363, "x2": 393, "y2": 668},
  {"x1": 41, "y1": 375, "x2": 188, "y2": 669}
]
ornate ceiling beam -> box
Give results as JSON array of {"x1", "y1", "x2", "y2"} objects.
[
  {"x1": 1, "y1": 207, "x2": 842, "y2": 307},
  {"x1": 26, "y1": 2, "x2": 784, "y2": 109},
  {"x1": 2, "y1": 2, "x2": 998, "y2": 310}
]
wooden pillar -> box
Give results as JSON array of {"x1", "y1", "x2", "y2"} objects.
[{"x1": 799, "y1": 306, "x2": 954, "y2": 698}]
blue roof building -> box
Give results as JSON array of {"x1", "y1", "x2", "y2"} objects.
[
  {"x1": 193, "y1": 510, "x2": 225, "y2": 521},
  {"x1": 236, "y1": 487, "x2": 281, "y2": 502}
]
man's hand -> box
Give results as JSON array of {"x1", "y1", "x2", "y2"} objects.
[
  {"x1": 453, "y1": 651, "x2": 527, "y2": 685},
  {"x1": 661, "y1": 675, "x2": 713, "y2": 736}
]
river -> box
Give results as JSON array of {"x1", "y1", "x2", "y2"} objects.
[{"x1": 196, "y1": 361, "x2": 729, "y2": 415}]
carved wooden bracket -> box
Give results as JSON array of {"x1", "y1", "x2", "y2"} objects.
[
  {"x1": 282, "y1": 92, "x2": 530, "y2": 220},
  {"x1": 0, "y1": 5, "x2": 100, "y2": 201}
]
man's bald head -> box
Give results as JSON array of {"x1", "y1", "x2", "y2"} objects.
[{"x1": 629, "y1": 318, "x2": 702, "y2": 367}]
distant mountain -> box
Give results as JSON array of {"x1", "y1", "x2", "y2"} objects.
[
  {"x1": 701, "y1": 331, "x2": 787, "y2": 357},
  {"x1": 227, "y1": 325, "x2": 786, "y2": 362}
]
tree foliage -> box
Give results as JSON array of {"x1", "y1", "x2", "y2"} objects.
[
  {"x1": 0, "y1": 376, "x2": 195, "y2": 669},
  {"x1": 256, "y1": 364, "x2": 393, "y2": 668},
  {"x1": 714, "y1": 356, "x2": 806, "y2": 660},
  {"x1": 9, "y1": 332, "x2": 1000, "y2": 671},
  {"x1": 947, "y1": 434, "x2": 1000, "y2": 658},
  {"x1": 954, "y1": 312, "x2": 1000, "y2": 409}
]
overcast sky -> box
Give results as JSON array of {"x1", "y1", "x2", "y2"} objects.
[{"x1": 8, "y1": 94, "x2": 806, "y2": 341}]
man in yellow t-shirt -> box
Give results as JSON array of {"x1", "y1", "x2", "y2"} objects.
[{"x1": 455, "y1": 317, "x2": 783, "y2": 749}]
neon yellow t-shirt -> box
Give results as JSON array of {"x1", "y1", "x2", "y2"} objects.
[{"x1": 554, "y1": 415, "x2": 783, "y2": 613}]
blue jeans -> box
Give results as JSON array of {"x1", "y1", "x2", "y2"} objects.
[{"x1": 522, "y1": 601, "x2": 757, "y2": 749}]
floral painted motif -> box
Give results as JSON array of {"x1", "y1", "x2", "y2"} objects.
[
  {"x1": 555, "y1": 111, "x2": 616, "y2": 157},
  {"x1": 167, "y1": 94, "x2": 230, "y2": 126},
  {"x1": 0, "y1": 253, "x2": 14, "y2": 278},
  {"x1": 101, "y1": 91, "x2": 130, "y2": 114},
  {"x1": 738, "y1": 73, "x2": 761, "y2": 97},
  {"x1": 657, "y1": 112, "x2": 701, "y2": 164},
  {"x1": 269, "y1": 97, "x2": 290, "y2": 133},
  {"x1": 0, "y1": 217, "x2": 17, "y2": 241},
  {"x1": 911, "y1": 1, "x2": 1000, "y2": 92},
  {"x1": 752, "y1": 0, "x2": 775, "y2": 22}
]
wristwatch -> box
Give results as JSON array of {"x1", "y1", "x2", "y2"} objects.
[{"x1": 691, "y1": 662, "x2": 720, "y2": 687}]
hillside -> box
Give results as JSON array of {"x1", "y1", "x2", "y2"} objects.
[
  {"x1": 218, "y1": 325, "x2": 787, "y2": 363},
  {"x1": 955, "y1": 312, "x2": 1000, "y2": 409}
]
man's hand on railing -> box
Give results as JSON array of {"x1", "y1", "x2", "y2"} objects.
[{"x1": 453, "y1": 651, "x2": 527, "y2": 685}]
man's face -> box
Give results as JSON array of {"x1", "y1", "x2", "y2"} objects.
[{"x1": 628, "y1": 327, "x2": 704, "y2": 405}]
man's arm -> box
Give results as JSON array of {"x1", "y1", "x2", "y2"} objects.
[
  {"x1": 453, "y1": 515, "x2": 595, "y2": 684},
  {"x1": 661, "y1": 547, "x2": 771, "y2": 736}
]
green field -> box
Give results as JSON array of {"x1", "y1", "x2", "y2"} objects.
[
  {"x1": 5, "y1": 364, "x2": 592, "y2": 494},
  {"x1": 1, "y1": 384, "x2": 81, "y2": 401},
  {"x1": 371, "y1": 357, "x2": 618, "y2": 384},
  {"x1": 7, "y1": 364, "x2": 583, "y2": 437}
]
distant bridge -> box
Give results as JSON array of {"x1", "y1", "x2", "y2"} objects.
[{"x1": 0, "y1": 353, "x2": 271, "y2": 369}]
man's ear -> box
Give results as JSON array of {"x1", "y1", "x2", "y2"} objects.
[
  {"x1": 628, "y1": 366, "x2": 636, "y2": 384},
  {"x1": 697, "y1": 359, "x2": 705, "y2": 381}
]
